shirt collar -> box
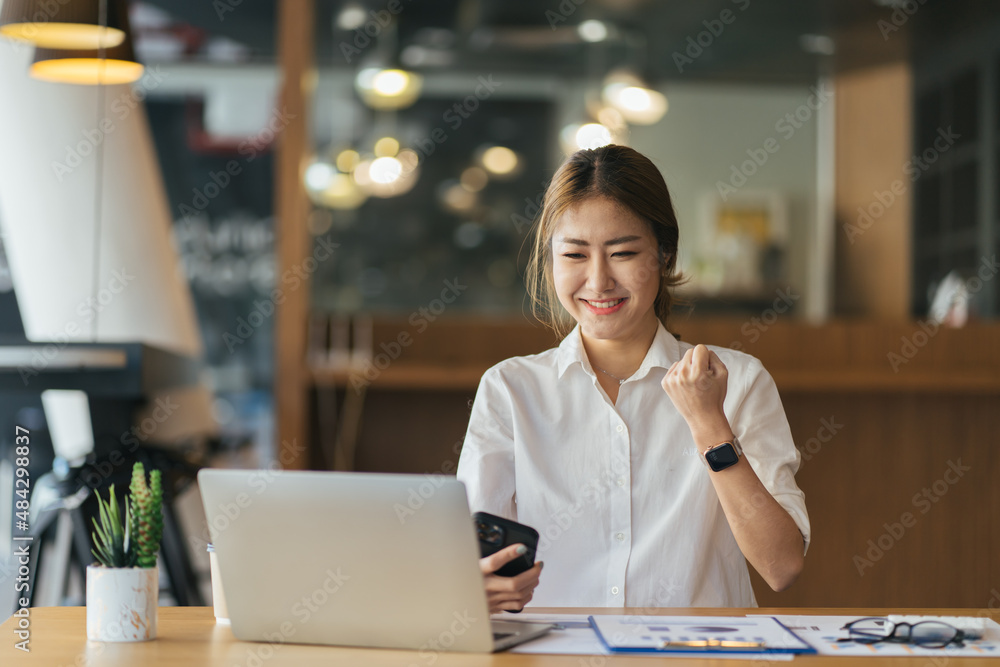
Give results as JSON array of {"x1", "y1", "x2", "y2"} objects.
[{"x1": 556, "y1": 320, "x2": 683, "y2": 381}]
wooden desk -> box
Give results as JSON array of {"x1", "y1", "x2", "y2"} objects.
[{"x1": 4, "y1": 606, "x2": 999, "y2": 665}]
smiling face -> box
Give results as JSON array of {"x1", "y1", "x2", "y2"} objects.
[{"x1": 551, "y1": 196, "x2": 663, "y2": 344}]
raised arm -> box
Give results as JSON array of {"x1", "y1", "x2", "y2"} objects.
[{"x1": 662, "y1": 345, "x2": 807, "y2": 592}]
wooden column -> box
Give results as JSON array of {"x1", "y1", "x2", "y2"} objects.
[
  {"x1": 275, "y1": 0, "x2": 314, "y2": 469},
  {"x1": 833, "y1": 62, "x2": 912, "y2": 319}
]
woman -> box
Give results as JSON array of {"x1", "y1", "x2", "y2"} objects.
[{"x1": 460, "y1": 145, "x2": 809, "y2": 612}]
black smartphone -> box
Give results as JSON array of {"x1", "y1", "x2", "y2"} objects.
[{"x1": 473, "y1": 511, "x2": 539, "y2": 577}]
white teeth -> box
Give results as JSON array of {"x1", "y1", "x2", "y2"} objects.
[{"x1": 586, "y1": 299, "x2": 624, "y2": 309}]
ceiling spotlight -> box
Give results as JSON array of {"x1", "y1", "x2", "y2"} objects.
[
  {"x1": 596, "y1": 106, "x2": 627, "y2": 132},
  {"x1": 305, "y1": 161, "x2": 335, "y2": 191},
  {"x1": 369, "y1": 156, "x2": 403, "y2": 185},
  {"x1": 577, "y1": 20, "x2": 608, "y2": 43},
  {"x1": 438, "y1": 180, "x2": 478, "y2": 214},
  {"x1": 372, "y1": 70, "x2": 408, "y2": 96},
  {"x1": 373, "y1": 136, "x2": 400, "y2": 157},
  {"x1": 317, "y1": 173, "x2": 368, "y2": 210},
  {"x1": 396, "y1": 148, "x2": 419, "y2": 171},
  {"x1": 336, "y1": 3, "x2": 367, "y2": 31},
  {"x1": 479, "y1": 145, "x2": 520, "y2": 178},
  {"x1": 560, "y1": 122, "x2": 617, "y2": 153},
  {"x1": 460, "y1": 166, "x2": 488, "y2": 192},
  {"x1": 336, "y1": 149, "x2": 361, "y2": 173},
  {"x1": 576, "y1": 123, "x2": 613, "y2": 150},
  {"x1": 602, "y1": 69, "x2": 668, "y2": 125},
  {"x1": 355, "y1": 67, "x2": 423, "y2": 110},
  {"x1": 354, "y1": 153, "x2": 420, "y2": 198},
  {"x1": 305, "y1": 158, "x2": 367, "y2": 210}
]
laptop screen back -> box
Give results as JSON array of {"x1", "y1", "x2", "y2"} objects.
[{"x1": 198, "y1": 469, "x2": 494, "y2": 652}]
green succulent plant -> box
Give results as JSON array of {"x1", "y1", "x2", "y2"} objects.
[{"x1": 90, "y1": 462, "x2": 163, "y2": 568}]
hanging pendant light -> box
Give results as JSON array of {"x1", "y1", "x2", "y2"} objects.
[
  {"x1": 31, "y1": 33, "x2": 143, "y2": 85},
  {"x1": 0, "y1": 0, "x2": 129, "y2": 49},
  {"x1": 2, "y1": 0, "x2": 144, "y2": 85}
]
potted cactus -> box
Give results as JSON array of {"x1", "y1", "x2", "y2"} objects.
[{"x1": 86, "y1": 462, "x2": 163, "y2": 642}]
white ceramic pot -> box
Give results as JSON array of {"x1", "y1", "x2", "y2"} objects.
[{"x1": 86, "y1": 565, "x2": 158, "y2": 642}]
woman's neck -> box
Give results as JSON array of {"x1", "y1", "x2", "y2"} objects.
[{"x1": 580, "y1": 316, "x2": 659, "y2": 378}]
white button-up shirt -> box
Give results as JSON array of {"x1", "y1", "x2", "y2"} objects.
[{"x1": 457, "y1": 321, "x2": 810, "y2": 608}]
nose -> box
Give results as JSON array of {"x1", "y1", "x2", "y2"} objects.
[{"x1": 585, "y1": 256, "x2": 616, "y2": 294}]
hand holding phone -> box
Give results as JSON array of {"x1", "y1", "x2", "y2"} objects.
[{"x1": 473, "y1": 511, "x2": 539, "y2": 577}]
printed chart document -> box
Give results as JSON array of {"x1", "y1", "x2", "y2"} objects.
[
  {"x1": 502, "y1": 614, "x2": 792, "y2": 659},
  {"x1": 758, "y1": 615, "x2": 1000, "y2": 658},
  {"x1": 590, "y1": 615, "x2": 815, "y2": 655}
]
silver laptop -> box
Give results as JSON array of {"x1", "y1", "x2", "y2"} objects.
[{"x1": 197, "y1": 469, "x2": 553, "y2": 652}]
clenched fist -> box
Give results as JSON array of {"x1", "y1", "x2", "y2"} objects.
[{"x1": 662, "y1": 344, "x2": 733, "y2": 443}]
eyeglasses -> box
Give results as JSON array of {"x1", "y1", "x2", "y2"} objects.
[{"x1": 839, "y1": 617, "x2": 967, "y2": 649}]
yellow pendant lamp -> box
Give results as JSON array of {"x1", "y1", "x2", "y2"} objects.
[{"x1": 0, "y1": 0, "x2": 144, "y2": 85}]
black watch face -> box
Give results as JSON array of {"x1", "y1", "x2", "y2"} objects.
[{"x1": 706, "y1": 443, "x2": 739, "y2": 471}]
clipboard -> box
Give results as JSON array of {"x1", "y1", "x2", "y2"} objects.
[{"x1": 589, "y1": 615, "x2": 816, "y2": 655}]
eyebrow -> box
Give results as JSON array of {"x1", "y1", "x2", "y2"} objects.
[{"x1": 557, "y1": 235, "x2": 643, "y2": 247}]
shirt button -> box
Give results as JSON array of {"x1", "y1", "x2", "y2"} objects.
[
  {"x1": 616, "y1": 425, "x2": 624, "y2": 433},
  {"x1": 611, "y1": 586, "x2": 620, "y2": 595},
  {"x1": 616, "y1": 532, "x2": 625, "y2": 541},
  {"x1": 617, "y1": 478, "x2": 626, "y2": 487}
]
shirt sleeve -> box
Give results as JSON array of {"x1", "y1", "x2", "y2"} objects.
[
  {"x1": 456, "y1": 365, "x2": 518, "y2": 520},
  {"x1": 729, "y1": 357, "x2": 812, "y2": 555}
]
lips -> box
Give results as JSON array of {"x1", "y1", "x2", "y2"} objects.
[{"x1": 580, "y1": 297, "x2": 628, "y2": 314}]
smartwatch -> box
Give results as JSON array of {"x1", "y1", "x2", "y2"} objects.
[{"x1": 703, "y1": 437, "x2": 743, "y2": 472}]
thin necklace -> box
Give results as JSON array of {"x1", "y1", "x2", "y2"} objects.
[{"x1": 594, "y1": 365, "x2": 631, "y2": 386}]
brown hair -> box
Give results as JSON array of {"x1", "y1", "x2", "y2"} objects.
[{"x1": 525, "y1": 144, "x2": 684, "y2": 338}]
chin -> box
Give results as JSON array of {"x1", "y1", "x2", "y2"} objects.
[{"x1": 578, "y1": 319, "x2": 630, "y2": 340}]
